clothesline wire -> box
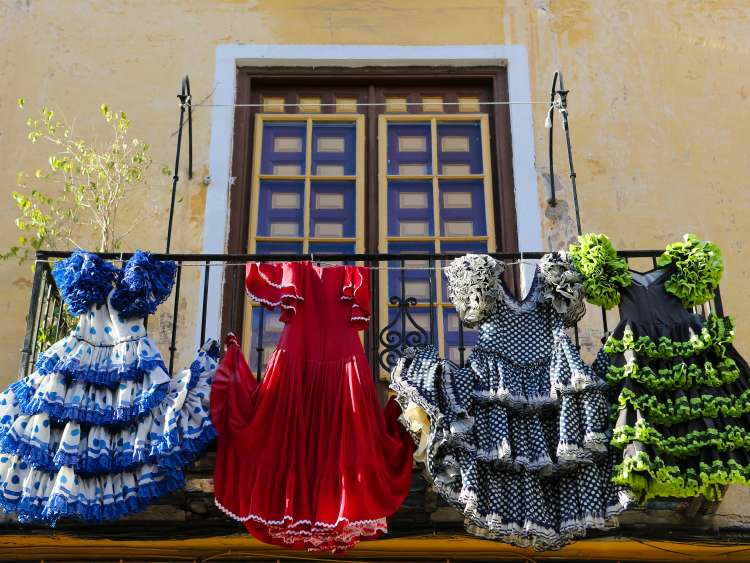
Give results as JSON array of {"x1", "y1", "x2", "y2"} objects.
[
  {"x1": 190, "y1": 99, "x2": 553, "y2": 109},
  {"x1": 32, "y1": 258, "x2": 538, "y2": 271}
]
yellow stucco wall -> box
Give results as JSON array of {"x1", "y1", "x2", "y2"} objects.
[{"x1": 1, "y1": 0, "x2": 750, "y2": 524}]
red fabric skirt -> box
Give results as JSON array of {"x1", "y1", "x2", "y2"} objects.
[{"x1": 211, "y1": 336, "x2": 413, "y2": 552}]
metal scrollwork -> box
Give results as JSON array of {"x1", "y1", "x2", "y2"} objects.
[{"x1": 378, "y1": 295, "x2": 431, "y2": 371}]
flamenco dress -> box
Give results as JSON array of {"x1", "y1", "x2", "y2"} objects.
[
  {"x1": 571, "y1": 233, "x2": 750, "y2": 501},
  {"x1": 0, "y1": 250, "x2": 217, "y2": 523},
  {"x1": 211, "y1": 261, "x2": 413, "y2": 552},
  {"x1": 390, "y1": 253, "x2": 632, "y2": 551}
]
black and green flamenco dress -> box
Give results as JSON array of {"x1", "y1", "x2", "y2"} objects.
[{"x1": 572, "y1": 233, "x2": 748, "y2": 501}]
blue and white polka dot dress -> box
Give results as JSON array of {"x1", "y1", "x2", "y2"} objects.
[
  {"x1": 0, "y1": 250, "x2": 217, "y2": 524},
  {"x1": 390, "y1": 253, "x2": 633, "y2": 550}
]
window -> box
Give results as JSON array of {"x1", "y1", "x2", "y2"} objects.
[
  {"x1": 379, "y1": 114, "x2": 495, "y2": 367},
  {"x1": 224, "y1": 68, "x2": 518, "y2": 375}
]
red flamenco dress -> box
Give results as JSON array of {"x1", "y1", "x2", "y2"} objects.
[{"x1": 212, "y1": 261, "x2": 413, "y2": 552}]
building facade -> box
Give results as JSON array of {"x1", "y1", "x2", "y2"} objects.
[{"x1": 1, "y1": 1, "x2": 750, "y2": 560}]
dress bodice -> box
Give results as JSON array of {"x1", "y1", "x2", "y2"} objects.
[
  {"x1": 245, "y1": 261, "x2": 371, "y2": 363},
  {"x1": 618, "y1": 266, "x2": 696, "y2": 327},
  {"x1": 72, "y1": 294, "x2": 148, "y2": 347},
  {"x1": 473, "y1": 271, "x2": 558, "y2": 366}
]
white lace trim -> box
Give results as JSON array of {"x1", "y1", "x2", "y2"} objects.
[
  {"x1": 245, "y1": 288, "x2": 297, "y2": 312},
  {"x1": 214, "y1": 498, "x2": 385, "y2": 530},
  {"x1": 351, "y1": 315, "x2": 370, "y2": 322}
]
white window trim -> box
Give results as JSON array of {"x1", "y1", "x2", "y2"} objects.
[{"x1": 197, "y1": 44, "x2": 541, "y2": 346}]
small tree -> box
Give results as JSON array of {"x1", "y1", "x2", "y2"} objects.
[{"x1": 4, "y1": 100, "x2": 153, "y2": 262}]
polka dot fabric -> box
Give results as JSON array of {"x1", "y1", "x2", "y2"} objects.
[
  {"x1": 0, "y1": 251, "x2": 218, "y2": 524},
  {"x1": 390, "y1": 254, "x2": 634, "y2": 550}
]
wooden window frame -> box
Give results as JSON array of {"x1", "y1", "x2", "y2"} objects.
[{"x1": 223, "y1": 66, "x2": 519, "y2": 341}]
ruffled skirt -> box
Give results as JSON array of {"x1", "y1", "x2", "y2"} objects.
[
  {"x1": 390, "y1": 342, "x2": 632, "y2": 551},
  {"x1": 211, "y1": 341, "x2": 413, "y2": 552},
  {"x1": 0, "y1": 341, "x2": 217, "y2": 523},
  {"x1": 602, "y1": 313, "x2": 750, "y2": 501}
]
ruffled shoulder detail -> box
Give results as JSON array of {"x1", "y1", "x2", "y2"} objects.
[
  {"x1": 569, "y1": 233, "x2": 631, "y2": 309},
  {"x1": 110, "y1": 251, "x2": 177, "y2": 319},
  {"x1": 342, "y1": 266, "x2": 371, "y2": 330},
  {"x1": 444, "y1": 254, "x2": 504, "y2": 328},
  {"x1": 538, "y1": 251, "x2": 586, "y2": 326},
  {"x1": 245, "y1": 262, "x2": 304, "y2": 323},
  {"x1": 52, "y1": 250, "x2": 118, "y2": 316},
  {"x1": 656, "y1": 234, "x2": 723, "y2": 307}
]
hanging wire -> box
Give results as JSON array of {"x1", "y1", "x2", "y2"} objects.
[{"x1": 190, "y1": 99, "x2": 552, "y2": 109}]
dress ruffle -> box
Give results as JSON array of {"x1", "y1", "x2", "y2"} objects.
[
  {"x1": 568, "y1": 233, "x2": 631, "y2": 309},
  {"x1": 657, "y1": 234, "x2": 723, "y2": 307},
  {"x1": 52, "y1": 251, "x2": 119, "y2": 316},
  {"x1": 110, "y1": 250, "x2": 177, "y2": 318}
]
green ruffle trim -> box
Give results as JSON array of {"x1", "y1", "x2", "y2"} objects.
[
  {"x1": 616, "y1": 386, "x2": 750, "y2": 426},
  {"x1": 569, "y1": 233, "x2": 631, "y2": 309},
  {"x1": 606, "y1": 356, "x2": 740, "y2": 392},
  {"x1": 603, "y1": 314, "x2": 735, "y2": 359},
  {"x1": 657, "y1": 234, "x2": 724, "y2": 307},
  {"x1": 613, "y1": 450, "x2": 744, "y2": 501},
  {"x1": 613, "y1": 421, "x2": 750, "y2": 457}
]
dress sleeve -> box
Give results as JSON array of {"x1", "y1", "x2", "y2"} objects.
[
  {"x1": 110, "y1": 250, "x2": 177, "y2": 318},
  {"x1": 568, "y1": 233, "x2": 631, "y2": 309},
  {"x1": 52, "y1": 250, "x2": 118, "y2": 316},
  {"x1": 444, "y1": 254, "x2": 504, "y2": 328},
  {"x1": 538, "y1": 251, "x2": 587, "y2": 326},
  {"x1": 245, "y1": 262, "x2": 304, "y2": 323},
  {"x1": 342, "y1": 266, "x2": 371, "y2": 330},
  {"x1": 657, "y1": 234, "x2": 724, "y2": 307}
]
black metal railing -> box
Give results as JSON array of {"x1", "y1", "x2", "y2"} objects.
[{"x1": 20, "y1": 250, "x2": 725, "y2": 381}]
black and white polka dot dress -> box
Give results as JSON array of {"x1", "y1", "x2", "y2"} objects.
[{"x1": 390, "y1": 253, "x2": 632, "y2": 550}]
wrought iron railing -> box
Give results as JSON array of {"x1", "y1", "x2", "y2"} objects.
[{"x1": 21, "y1": 250, "x2": 725, "y2": 381}]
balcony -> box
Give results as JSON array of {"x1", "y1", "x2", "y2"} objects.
[{"x1": 5, "y1": 249, "x2": 745, "y2": 562}]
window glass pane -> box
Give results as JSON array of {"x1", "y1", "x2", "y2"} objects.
[
  {"x1": 251, "y1": 308, "x2": 283, "y2": 374},
  {"x1": 387, "y1": 122, "x2": 432, "y2": 175},
  {"x1": 312, "y1": 122, "x2": 356, "y2": 176},
  {"x1": 254, "y1": 241, "x2": 304, "y2": 255},
  {"x1": 387, "y1": 307, "x2": 436, "y2": 348},
  {"x1": 310, "y1": 180, "x2": 356, "y2": 238},
  {"x1": 387, "y1": 180, "x2": 434, "y2": 237},
  {"x1": 256, "y1": 180, "x2": 304, "y2": 237},
  {"x1": 443, "y1": 308, "x2": 478, "y2": 366},
  {"x1": 387, "y1": 241, "x2": 436, "y2": 305},
  {"x1": 260, "y1": 122, "x2": 307, "y2": 175},
  {"x1": 439, "y1": 179, "x2": 486, "y2": 237},
  {"x1": 437, "y1": 122, "x2": 482, "y2": 175}
]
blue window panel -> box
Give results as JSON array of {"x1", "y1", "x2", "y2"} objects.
[
  {"x1": 254, "y1": 241, "x2": 304, "y2": 255},
  {"x1": 387, "y1": 306, "x2": 437, "y2": 349},
  {"x1": 312, "y1": 122, "x2": 356, "y2": 176},
  {"x1": 437, "y1": 122, "x2": 483, "y2": 175},
  {"x1": 441, "y1": 240, "x2": 488, "y2": 299},
  {"x1": 439, "y1": 180, "x2": 487, "y2": 237},
  {"x1": 310, "y1": 181, "x2": 356, "y2": 238},
  {"x1": 387, "y1": 122, "x2": 432, "y2": 175},
  {"x1": 308, "y1": 241, "x2": 356, "y2": 265},
  {"x1": 387, "y1": 180, "x2": 434, "y2": 237},
  {"x1": 260, "y1": 122, "x2": 307, "y2": 175},
  {"x1": 387, "y1": 241, "x2": 437, "y2": 305},
  {"x1": 250, "y1": 308, "x2": 284, "y2": 374},
  {"x1": 443, "y1": 308, "x2": 478, "y2": 366},
  {"x1": 256, "y1": 180, "x2": 304, "y2": 237}
]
